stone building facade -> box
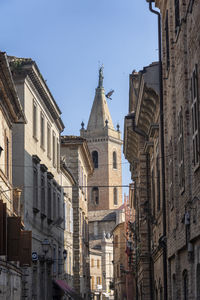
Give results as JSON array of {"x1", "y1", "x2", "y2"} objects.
[
  {"x1": 90, "y1": 248, "x2": 102, "y2": 300},
  {"x1": 124, "y1": 0, "x2": 200, "y2": 299},
  {"x1": 124, "y1": 62, "x2": 162, "y2": 299},
  {"x1": 113, "y1": 220, "x2": 126, "y2": 300},
  {"x1": 60, "y1": 162, "x2": 76, "y2": 289},
  {"x1": 80, "y1": 67, "x2": 123, "y2": 299},
  {"x1": 0, "y1": 51, "x2": 28, "y2": 300},
  {"x1": 154, "y1": 0, "x2": 200, "y2": 299},
  {"x1": 9, "y1": 56, "x2": 65, "y2": 300},
  {"x1": 61, "y1": 136, "x2": 93, "y2": 299}
]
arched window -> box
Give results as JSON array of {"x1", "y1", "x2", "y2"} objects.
[
  {"x1": 92, "y1": 151, "x2": 98, "y2": 168},
  {"x1": 197, "y1": 264, "x2": 200, "y2": 300},
  {"x1": 92, "y1": 187, "x2": 99, "y2": 205},
  {"x1": 113, "y1": 187, "x2": 118, "y2": 205},
  {"x1": 113, "y1": 151, "x2": 117, "y2": 169},
  {"x1": 183, "y1": 270, "x2": 188, "y2": 300}
]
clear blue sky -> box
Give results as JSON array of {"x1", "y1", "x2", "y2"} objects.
[{"x1": 0, "y1": 0, "x2": 158, "y2": 195}]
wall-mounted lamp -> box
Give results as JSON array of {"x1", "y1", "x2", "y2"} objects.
[{"x1": 41, "y1": 239, "x2": 50, "y2": 254}]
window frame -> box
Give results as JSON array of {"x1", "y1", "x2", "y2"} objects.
[
  {"x1": 92, "y1": 151, "x2": 98, "y2": 169},
  {"x1": 113, "y1": 151, "x2": 117, "y2": 169},
  {"x1": 178, "y1": 107, "x2": 185, "y2": 192},
  {"x1": 191, "y1": 64, "x2": 200, "y2": 169},
  {"x1": 113, "y1": 187, "x2": 118, "y2": 206},
  {"x1": 92, "y1": 186, "x2": 99, "y2": 205}
]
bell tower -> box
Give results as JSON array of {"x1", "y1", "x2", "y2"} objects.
[{"x1": 80, "y1": 67, "x2": 122, "y2": 211}]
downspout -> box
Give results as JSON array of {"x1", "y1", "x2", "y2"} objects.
[
  {"x1": 146, "y1": 153, "x2": 154, "y2": 300},
  {"x1": 148, "y1": 2, "x2": 168, "y2": 300}
]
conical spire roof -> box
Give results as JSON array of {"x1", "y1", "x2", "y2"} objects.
[{"x1": 87, "y1": 67, "x2": 114, "y2": 131}]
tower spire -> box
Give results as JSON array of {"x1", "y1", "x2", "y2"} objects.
[{"x1": 98, "y1": 65, "x2": 104, "y2": 88}]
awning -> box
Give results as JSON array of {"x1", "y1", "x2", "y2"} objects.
[{"x1": 53, "y1": 279, "x2": 83, "y2": 300}]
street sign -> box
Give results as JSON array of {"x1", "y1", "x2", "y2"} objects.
[{"x1": 32, "y1": 252, "x2": 38, "y2": 261}]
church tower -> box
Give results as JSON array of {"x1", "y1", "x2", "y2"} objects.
[{"x1": 80, "y1": 66, "x2": 123, "y2": 211}]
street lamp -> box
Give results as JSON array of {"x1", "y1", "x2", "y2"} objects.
[{"x1": 41, "y1": 239, "x2": 50, "y2": 254}]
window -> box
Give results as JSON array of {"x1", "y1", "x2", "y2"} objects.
[
  {"x1": 33, "y1": 165, "x2": 38, "y2": 210},
  {"x1": 53, "y1": 132, "x2": 56, "y2": 167},
  {"x1": 57, "y1": 138, "x2": 60, "y2": 171},
  {"x1": 33, "y1": 101, "x2": 37, "y2": 138},
  {"x1": 47, "y1": 124, "x2": 51, "y2": 158},
  {"x1": 178, "y1": 108, "x2": 185, "y2": 191},
  {"x1": 40, "y1": 113, "x2": 45, "y2": 149},
  {"x1": 169, "y1": 139, "x2": 174, "y2": 207},
  {"x1": 92, "y1": 187, "x2": 99, "y2": 205},
  {"x1": 84, "y1": 174, "x2": 87, "y2": 196},
  {"x1": 92, "y1": 151, "x2": 98, "y2": 168},
  {"x1": 58, "y1": 248, "x2": 62, "y2": 274},
  {"x1": 47, "y1": 181, "x2": 52, "y2": 220},
  {"x1": 183, "y1": 270, "x2": 188, "y2": 300},
  {"x1": 165, "y1": 10, "x2": 170, "y2": 70},
  {"x1": 191, "y1": 64, "x2": 199, "y2": 168},
  {"x1": 97, "y1": 259, "x2": 100, "y2": 268},
  {"x1": 97, "y1": 277, "x2": 101, "y2": 285},
  {"x1": 70, "y1": 207, "x2": 73, "y2": 233},
  {"x1": 151, "y1": 168, "x2": 155, "y2": 216},
  {"x1": 53, "y1": 245, "x2": 57, "y2": 274},
  {"x1": 113, "y1": 187, "x2": 118, "y2": 205},
  {"x1": 156, "y1": 156, "x2": 160, "y2": 211},
  {"x1": 57, "y1": 194, "x2": 60, "y2": 220},
  {"x1": 5, "y1": 135, "x2": 9, "y2": 178},
  {"x1": 172, "y1": 274, "x2": 177, "y2": 300},
  {"x1": 113, "y1": 151, "x2": 117, "y2": 169},
  {"x1": 175, "y1": 0, "x2": 180, "y2": 33},
  {"x1": 41, "y1": 174, "x2": 45, "y2": 216},
  {"x1": 53, "y1": 189, "x2": 57, "y2": 220},
  {"x1": 91, "y1": 276, "x2": 94, "y2": 290},
  {"x1": 196, "y1": 264, "x2": 200, "y2": 300},
  {"x1": 91, "y1": 258, "x2": 94, "y2": 267}
]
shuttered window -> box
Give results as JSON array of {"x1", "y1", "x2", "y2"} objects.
[
  {"x1": 7, "y1": 217, "x2": 21, "y2": 261},
  {"x1": 20, "y1": 230, "x2": 32, "y2": 267},
  {"x1": 191, "y1": 64, "x2": 199, "y2": 168}
]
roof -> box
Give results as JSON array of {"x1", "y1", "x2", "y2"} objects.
[
  {"x1": 8, "y1": 55, "x2": 64, "y2": 132},
  {"x1": 88, "y1": 209, "x2": 116, "y2": 222},
  {"x1": 0, "y1": 52, "x2": 26, "y2": 123},
  {"x1": 86, "y1": 68, "x2": 114, "y2": 132}
]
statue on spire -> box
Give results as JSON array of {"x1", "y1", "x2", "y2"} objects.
[{"x1": 98, "y1": 65, "x2": 104, "y2": 88}]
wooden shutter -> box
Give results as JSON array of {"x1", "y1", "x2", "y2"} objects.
[
  {"x1": 0, "y1": 200, "x2": 7, "y2": 255},
  {"x1": 7, "y1": 217, "x2": 21, "y2": 261},
  {"x1": 20, "y1": 230, "x2": 32, "y2": 267}
]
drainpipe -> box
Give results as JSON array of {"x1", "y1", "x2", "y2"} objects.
[
  {"x1": 148, "y1": 2, "x2": 168, "y2": 300},
  {"x1": 146, "y1": 153, "x2": 154, "y2": 300}
]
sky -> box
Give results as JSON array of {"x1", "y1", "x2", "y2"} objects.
[{"x1": 0, "y1": 0, "x2": 158, "y2": 196}]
